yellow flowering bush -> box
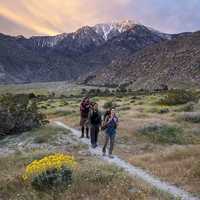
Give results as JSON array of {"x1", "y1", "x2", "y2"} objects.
[{"x1": 22, "y1": 153, "x2": 76, "y2": 189}]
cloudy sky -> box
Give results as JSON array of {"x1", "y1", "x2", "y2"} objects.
[{"x1": 0, "y1": 0, "x2": 200, "y2": 37}]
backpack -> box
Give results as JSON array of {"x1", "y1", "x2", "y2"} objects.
[{"x1": 90, "y1": 110, "x2": 101, "y2": 125}]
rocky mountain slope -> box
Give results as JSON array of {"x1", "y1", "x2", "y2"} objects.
[
  {"x1": 83, "y1": 31, "x2": 200, "y2": 90},
  {"x1": 0, "y1": 20, "x2": 171, "y2": 84}
]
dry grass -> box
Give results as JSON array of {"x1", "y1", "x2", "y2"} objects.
[
  {"x1": 15, "y1": 92, "x2": 200, "y2": 197},
  {"x1": 0, "y1": 151, "x2": 173, "y2": 200},
  {"x1": 128, "y1": 145, "x2": 200, "y2": 195}
]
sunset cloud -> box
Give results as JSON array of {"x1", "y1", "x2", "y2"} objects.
[{"x1": 0, "y1": 0, "x2": 200, "y2": 37}]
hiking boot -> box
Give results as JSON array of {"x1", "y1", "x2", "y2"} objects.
[
  {"x1": 80, "y1": 135, "x2": 84, "y2": 138},
  {"x1": 108, "y1": 154, "x2": 114, "y2": 159},
  {"x1": 102, "y1": 152, "x2": 106, "y2": 156}
]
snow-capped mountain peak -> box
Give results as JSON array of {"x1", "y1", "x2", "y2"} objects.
[{"x1": 93, "y1": 20, "x2": 139, "y2": 40}]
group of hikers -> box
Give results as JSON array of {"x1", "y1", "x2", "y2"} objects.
[{"x1": 80, "y1": 97, "x2": 118, "y2": 158}]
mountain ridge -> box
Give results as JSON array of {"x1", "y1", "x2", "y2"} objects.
[
  {"x1": 82, "y1": 31, "x2": 200, "y2": 90},
  {"x1": 0, "y1": 20, "x2": 198, "y2": 89}
]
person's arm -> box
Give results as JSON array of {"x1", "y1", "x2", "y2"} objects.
[
  {"x1": 104, "y1": 115, "x2": 111, "y2": 126},
  {"x1": 80, "y1": 103, "x2": 84, "y2": 112},
  {"x1": 115, "y1": 116, "x2": 119, "y2": 127}
]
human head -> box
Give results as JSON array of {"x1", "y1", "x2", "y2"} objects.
[
  {"x1": 83, "y1": 96, "x2": 89, "y2": 103},
  {"x1": 111, "y1": 108, "x2": 115, "y2": 116},
  {"x1": 93, "y1": 103, "x2": 98, "y2": 110}
]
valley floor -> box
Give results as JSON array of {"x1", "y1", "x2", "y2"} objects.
[{"x1": 1, "y1": 84, "x2": 200, "y2": 199}]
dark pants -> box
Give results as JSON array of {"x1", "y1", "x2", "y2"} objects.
[
  {"x1": 80, "y1": 116, "x2": 89, "y2": 138},
  {"x1": 102, "y1": 134, "x2": 115, "y2": 155},
  {"x1": 81, "y1": 126, "x2": 89, "y2": 138},
  {"x1": 90, "y1": 126, "x2": 99, "y2": 146}
]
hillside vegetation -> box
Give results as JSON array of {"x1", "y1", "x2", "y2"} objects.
[{"x1": 0, "y1": 85, "x2": 200, "y2": 199}]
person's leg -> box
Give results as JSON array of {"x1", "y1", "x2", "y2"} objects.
[
  {"x1": 80, "y1": 117, "x2": 85, "y2": 138},
  {"x1": 94, "y1": 126, "x2": 99, "y2": 147},
  {"x1": 109, "y1": 134, "x2": 116, "y2": 157},
  {"x1": 86, "y1": 127, "x2": 89, "y2": 138},
  {"x1": 102, "y1": 134, "x2": 109, "y2": 155},
  {"x1": 90, "y1": 126, "x2": 95, "y2": 147},
  {"x1": 85, "y1": 120, "x2": 89, "y2": 139},
  {"x1": 81, "y1": 126, "x2": 84, "y2": 138}
]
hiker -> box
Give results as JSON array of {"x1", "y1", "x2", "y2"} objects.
[
  {"x1": 102, "y1": 108, "x2": 118, "y2": 158},
  {"x1": 80, "y1": 97, "x2": 91, "y2": 138},
  {"x1": 89, "y1": 103, "x2": 102, "y2": 148}
]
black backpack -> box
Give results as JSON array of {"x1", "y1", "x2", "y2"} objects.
[{"x1": 90, "y1": 111, "x2": 101, "y2": 125}]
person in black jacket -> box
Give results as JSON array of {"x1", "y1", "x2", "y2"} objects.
[{"x1": 89, "y1": 103, "x2": 102, "y2": 148}]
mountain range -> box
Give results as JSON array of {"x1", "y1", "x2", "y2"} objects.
[{"x1": 0, "y1": 20, "x2": 199, "y2": 90}]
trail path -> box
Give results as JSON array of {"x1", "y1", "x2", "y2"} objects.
[{"x1": 55, "y1": 121, "x2": 199, "y2": 200}]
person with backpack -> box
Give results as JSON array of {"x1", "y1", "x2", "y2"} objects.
[
  {"x1": 102, "y1": 108, "x2": 118, "y2": 158},
  {"x1": 89, "y1": 103, "x2": 102, "y2": 148},
  {"x1": 103, "y1": 108, "x2": 111, "y2": 122},
  {"x1": 80, "y1": 97, "x2": 90, "y2": 138}
]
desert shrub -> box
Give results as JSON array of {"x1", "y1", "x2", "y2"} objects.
[
  {"x1": 191, "y1": 161, "x2": 200, "y2": 178},
  {"x1": 137, "y1": 123, "x2": 185, "y2": 144},
  {"x1": 136, "y1": 101, "x2": 144, "y2": 105},
  {"x1": 33, "y1": 136, "x2": 47, "y2": 144},
  {"x1": 191, "y1": 128, "x2": 200, "y2": 136},
  {"x1": 81, "y1": 88, "x2": 87, "y2": 94},
  {"x1": 179, "y1": 112, "x2": 200, "y2": 123},
  {"x1": 103, "y1": 101, "x2": 118, "y2": 109},
  {"x1": 23, "y1": 154, "x2": 76, "y2": 190},
  {"x1": 31, "y1": 167, "x2": 72, "y2": 190},
  {"x1": 28, "y1": 93, "x2": 37, "y2": 99},
  {"x1": 182, "y1": 102, "x2": 195, "y2": 111},
  {"x1": 174, "y1": 102, "x2": 195, "y2": 112},
  {"x1": 0, "y1": 94, "x2": 47, "y2": 137},
  {"x1": 118, "y1": 84, "x2": 128, "y2": 93},
  {"x1": 63, "y1": 101, "x2": 69, "y2": 106},
  {"x1": 158, "y1": 108, "x2": 169, "y2": 114},
  {"x1": 158, "y1": 90, "x2": 198, "y2": 106},
  {"x1": 130, "y1": 96, "x2": 138, "y2": 100},
  {"x1": 147, "y1": 107, "x2": 169, "y2": 114},
  {"x1": 40, "y1": 105, "x2": 47, "y2": 109}
]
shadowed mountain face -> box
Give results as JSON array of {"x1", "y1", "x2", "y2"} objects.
[
  {"x1": 83, "y1": 31, "x2": 200, "y2": 90},
  {"x1": 0, "y1": 20, "x2": 171, "y2": 84}
]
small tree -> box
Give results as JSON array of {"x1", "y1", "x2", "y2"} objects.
[{"x1": 0, "y1": 94, "x2": 47, "y2": 136}]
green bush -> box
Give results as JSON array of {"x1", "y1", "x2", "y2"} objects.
[
  {"x1": 31, "y1": 167, "x2": 72, "y2": 190},
  {"x1": 180, "y1": 112, "x2": 200, "y2": 123},
  {"x1": 103, "y1": 101, "x2": 118, "y2": 109},
  {"x1": 158, "y1": 90, "x2": 198, "y2": 106},
  {"x1": 137, "y1": 123, "x2": 185, "y2": 144},
  {"x1": 0, "y1": 93, "x2": 47, "y2": 137}
]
